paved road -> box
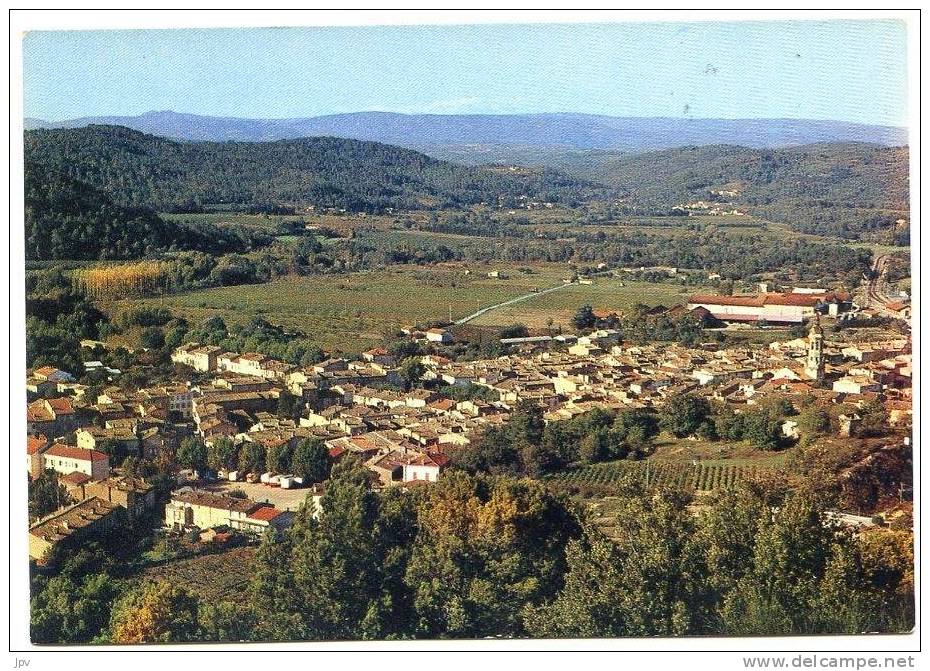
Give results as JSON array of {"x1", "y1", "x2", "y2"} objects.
[{"x1": 454, "y1": 282, "x2": 574, "y2": 325}]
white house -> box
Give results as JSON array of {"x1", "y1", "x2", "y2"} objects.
[
  {"x1": 425, "y1": 328, "x2": 452, "y2": 344},
  {"x1": 42, "y1": 444, "x2": 111, "y2": 480},
  {"x1": 402, "y1": 453, "x2": 450, "y2": 483}
]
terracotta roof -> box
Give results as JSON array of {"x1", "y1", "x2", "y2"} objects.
[
  {"x1": 29, "y1": 497, "x2": 120, "y2": 541},
  {"x1": 690, "y1": 294, "x2": 762, "y2": 307},
  {"x1": 689, "y1": 292, "x2": 824, "y2": 308},
  {"x1": 47, "y1": 397, "x2": 75, "y2": 415},
  {"x1": 428, "y1": 399, "x2": 456, "y2": 411},
  {"x1": 27, "y1": 400, "x2": 53, "y2": 422},
  {"x1": 27, "y1": 435, "x2": 49, "y2": 455},
  {"x1": 763, "y1": 293, "x2": 824, "y2": 307},
  {"x1": 246, "y1": 506, "x2": 283, "y2": 522},
  {"x1": 61, "y1": 471, "x2": 92, "y2": 486},
  {"x1": 44, "y1": 444, "x2": 108, "y2": 462}
]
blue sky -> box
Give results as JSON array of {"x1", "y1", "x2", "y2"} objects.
[{"x1": 23, "y1": 20, "x2": 908, "y2": 125}]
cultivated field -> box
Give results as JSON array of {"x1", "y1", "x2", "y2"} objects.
[
  {"x1": 547, "y1": 459, "x2": 773, "y2": 493},
  {"x1": 469, "y1": 275, "x2": 708, "y2": 329},
  {"x1": 134, "y1": 264, "x2": 572, "y2": 352},
  {"x1": 133, "y1": 262, "x2": 711, "y2": 351},
  {"x1": 140, "y1": 546, "x2": 258, "y2": 605}
]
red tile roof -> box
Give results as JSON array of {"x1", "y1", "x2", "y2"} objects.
[
  {"x1": 47, "y1": 397, "x2": 75, "y2": 415},
  {"x1": 247, "y1": 505, "x2": 283, "y2": 522},
  {"x1": 689, "y1": 292, "x2": 825, "y2": 308},
  {"x1": 61, "y1": 471, "x2": 92, "y2": 486},
  {"x1": 44, "y1": 444, "x2": 108, "y2": 462},
  {"x1": 27, "y1": 435, "x2": 49, "y2": 455}
]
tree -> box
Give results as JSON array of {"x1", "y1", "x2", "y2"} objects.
[
  {"x1": 742, "y1": 409, "x2": 783, "y2": 451},
  {"x1": 96, "y1": 438, "x2": 130, "y2": 467},
  {"x1": 276, "y1": 390, "x2": 298, "y2": 418},
  {"x1": 500, "y1": 323, "x2": 529, "y2": 339},
  {"x1": 572, "y1": 304, "x2": 597, "y2": 330},
  {"x1": 266, "y1": 441, "x2": 293, "y2": 474},
  {"x1": 29, "y1": 469, "x2": 69, "y2": 520},
  {"x1": 405, "y1": 472, "x2": 579, "y2": 639},
  {"x1": 525, "y1": 477, "x2": 703, "y2": 637},
  {"x1": 796, "y1": 405, "x2": 830, "y2": 438},
  {"x1": 660, "y1": 393, "x2": 711, "y2": 438},
  {"x1": 399, "y1": 358, "x2": 425, "y2": 388},
  {"x1": 254, "y1": 459, "x2": 417, "y2": 641},
  {"x1": 508, "y1": 400, "x2": 545, "y2": 447},
  {"x1": 31, "y1": 571, "x2": 118, "y2": 644},
  {"x1": 578, "y1": 429, "x2": 609, "y2": 464},
  {"x1": 611, "y1": 408, "x2": 660, "y2": 456},
  {"x1": 140, "y1": 326, "x2": 165, "y2": 350},
  {"x1": 291, "y1": 438, "x2": 331, "y2": 483},
  {"x1": 717, "y1": 488, "x2": 847, "y2": 636},
  {"x1": 197, "y1": 601, "x2": 258, "y2": 643},
  {"x1": 176, "y1": 436, "x2": 207, "y2": 474},
  {"x1": 857, "y1": 400, "x2": 890, "y2": 438},
  {"x1": 109, "y1": 581, "x2": 199, "y2": 644},
  {"x1": 207, "y1": 437, "x2": 239, "y2": 472},
  {"x1": 238, "y1": 442, "x2": 266, "y2": 475},
  {"x1": 450, "y1": 425, "x2": 521, "y2": 476}
]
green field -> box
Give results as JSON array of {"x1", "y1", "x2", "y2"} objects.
[
  {"x1": 132, "y1": 264, "x2": 572, "y2": 352},
  {"x1": 130, "y1": 262, "x2": 712, "y2": 351},
  {"x1": 470, "y1": 275, "x2": 708, "y2": 329}
]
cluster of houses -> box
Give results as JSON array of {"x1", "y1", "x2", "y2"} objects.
[{"x1": 26, "y1": 303, "x2": 912, "y2": 562}]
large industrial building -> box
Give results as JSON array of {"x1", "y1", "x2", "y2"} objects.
[{"x1": 687, "y1": 291, "x2": 849, "y2": 324}]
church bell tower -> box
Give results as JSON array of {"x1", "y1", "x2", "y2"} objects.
[{"x1": 804, "y1": 315, "x2": 825, "y2": 382}]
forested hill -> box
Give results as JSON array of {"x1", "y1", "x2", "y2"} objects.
[
  {"x1": 24, "y1": 161, "x2": 268, "y2": 260},
  {"x1": 24, "y1": 125, "x2": 597, "y2": 213},
  {"x1": 494, "y1": 142, "x2": 909, "y2": 240}
]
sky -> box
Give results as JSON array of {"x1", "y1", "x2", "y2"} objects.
[{"x1": 22, "y1": 20, "x2": 909, "y2": 126}]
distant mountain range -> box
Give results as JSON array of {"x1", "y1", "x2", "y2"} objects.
[{"x1": 24, "y1": 110, "x2": 908, "y2": 154}]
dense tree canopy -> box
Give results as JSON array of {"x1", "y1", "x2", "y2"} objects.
[
  {"x1": 25, "y1": 126, "x2": 597, "y2": 214},
  {"x1": 25, "y1": 161, "x2": 266, "y2": 261}
]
